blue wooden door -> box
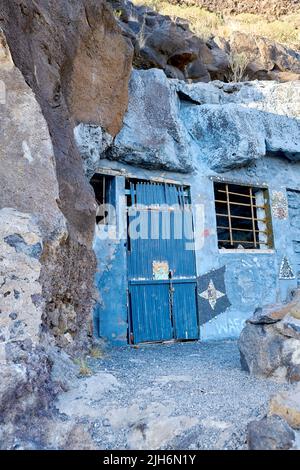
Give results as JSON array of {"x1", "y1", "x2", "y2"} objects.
[{"x1": 127, "y1": 181, "x2": 199, "y2": 344}]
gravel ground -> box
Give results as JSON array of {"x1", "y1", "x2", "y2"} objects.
[{"x1": 56, "y1": 339, "x2": 290, "y2": 450}]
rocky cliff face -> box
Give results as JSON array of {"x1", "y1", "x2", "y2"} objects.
[
  {"x1": 79, "y1": 69, "x2": 300, "y2": 174},
  {"x1": 110, "y1": 0, "x2": 300, "y2": 84},
  {"x1": 0, "y1": 0, "x2": 132, "y2": 447},
  {"x1": 167, "y1": 0, "x2": 300, "y2": 19},
  {"x1": 0, "y1": 0, "x2": 133, "y2": 352}
]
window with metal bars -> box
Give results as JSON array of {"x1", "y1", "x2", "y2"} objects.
[{"x1": 214, "y1": 182, "x2": 273, "y2": 250}]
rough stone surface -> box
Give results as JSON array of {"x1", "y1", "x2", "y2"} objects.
[
  {"x1": 109, "y1": 69, "x2": 195, "y2": 172},
  {"x1": 0, "y1": 1, "x2": 133, "y2": 448},
  {"x1": 0, "y1": 209, "x2": 44, "y2": 356},
  {"x1": 170, "y1": 0, "x2": 300, "y2": 19},
  {"x1": 91, "y1": 70, "x2": 300, "y2": 173},
  {"x1": 74, "y1": 124, "x2": 113, "y2": 178},
  {"x1": 0, "y1": 34, "x2": 66, "y2": 431},
  {"x1": 248, "y1": 305, "x2": 289, "y2": 325},
  {"x1": 239, "y1": 291, "x2": 300, "y2": 382},
  {"x1": 247, "y1": 415, "x2": 295, "y2": 450},
  {"x1": 110, "y1": 1, "x2": 300, "y2": 83},
  {"x1": 275, "y1": 315, "x2": 300, "y2": 340},
  {"x1": 1, "y1": 0, "x2": 133, "y2": 351},
  {"x1": 248, "y1": 292, "x2": 300, "y2": 325},
  {"x1": 239, "y1": 324, "x2": 285, "y2": 377},
  {"x1": 269, "y1": 385, "x2": 300, "y2": 430},
  {"x1": 0, "y1": 415, "x2": 99, "y2": 450},
  {"x1": 54, "y1": 340, "x2": 290, "y2": 450},
  {"x1": 110, "y1": 0, "x2": 228, "y2": 82},
  {"x1": 226, "y1": 32, "x2": 300, "y2": 82},
  {"x1": 177, "y1": 79, "x2": 300, "y2": 171}
]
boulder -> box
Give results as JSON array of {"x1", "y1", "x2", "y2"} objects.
[
  {"x1": 248, "y1": 306, "x2": 288, "y2": 325},
  {"x1": 227, "y1": 32, "x2": 300, "y2": 82},
  {"x1": 282, "y1": 339, "x2": 300, "y2": 383},
  {"x1": 176, "y1": 79, "x2": 300, "y2": 172},
  {"x1": 248, "y1": 295, "x2": 300, "y2": 325},
  {"x1": 239, "y1": 323, "x2": 285, "y2": 377},
  {"x1": 247, "y1": 415, "x2": 295, "y2": 450},
  {"x1": 109, "y1": 69, "x2": 196, "y2": 172},
  {"x1": 275, "y1": 315, "x2": 300, "y2": 340},
  {"x1": 110, "y1": 1, "x2": 300, "y2": 83},
  {"x1": 239, "y1": 291, "x2": 300, "y2": 382},
  {"x1": 109, "y1": 0, "x2": 229, "y2": 82},
  {"x1": 269, "y1": 385, "x2": 300, "y2": 430}
]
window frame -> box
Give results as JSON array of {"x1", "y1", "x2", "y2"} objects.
[
  {"x1": 90, "y1": 173, "x2": 116, "y2": 226},
  {"x1": 212, "y1": 179, "x2": 274, "y2": 252}
]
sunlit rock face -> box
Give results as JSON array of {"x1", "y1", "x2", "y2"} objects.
[
  {"x1": 109, "y1": 69, "x2": 196, "y2": 173},
  {"x1": 1, "y1": 0, "x2": 134, "y2": 352},
  {"x1": 0, "y1": 0, "x2": 133, "y2": 449},
  {"x1": 91, "y1": 70, "x2": 300, "y2": 173}
]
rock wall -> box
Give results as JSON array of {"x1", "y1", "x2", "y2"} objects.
[
  {"x1": 0, "y1": 35, "x2": 65, "y2": 435},
  {"x1": 110, "y1": 1, "x2": 300, "y2": 84},
  {"x1": 0, "y1": 0, "x2": 133, "y2": 351},
  {"x1": 0, "y1": 0, "x2": 133, "y2": 446},
  {"x1": 83, "y1": 69, "x2": 300, "y2": 173}
]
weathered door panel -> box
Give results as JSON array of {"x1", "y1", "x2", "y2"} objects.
[
  {"x1": 172, "y1": 282, "x2": 199, "y2": 340},
  {"x1": 127, "y1": 180, "x2": 199, "y2": 344},
  {"x1": 129, "y1": 282, "x2": 173, "y2": 343}
]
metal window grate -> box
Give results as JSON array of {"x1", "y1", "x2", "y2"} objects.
[{"x1": 213, "y1": 182, "x2": 273, "y2": 250}]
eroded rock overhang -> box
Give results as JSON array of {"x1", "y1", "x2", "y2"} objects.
[{"x1": 76, "y1": 69, "x2": 300, "y2": 175}]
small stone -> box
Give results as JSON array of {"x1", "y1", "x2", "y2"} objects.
[
  {"x1": 13, "y1": 290, "x2": 20, "y2": 299},
  {"x1": 9, "y1": 312, "x2": 18, "y2": 320},
  {"x1": 287, "y1": 365, "x2": 300, "y2": 383},
  {"x1": 64, "y1": 333, "x2": 73, "y2": 344}
]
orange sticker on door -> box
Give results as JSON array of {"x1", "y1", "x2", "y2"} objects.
[{"x1": 153, "y1": 261, "x2": 169, "y2": 280}]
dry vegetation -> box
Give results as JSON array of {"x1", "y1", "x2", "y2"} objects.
[
  {"x1": 74, "y1": 357, "x2": 93, "y2": 376},
  {"x1": 133, "y1": 0, "x2": 300, "y2": 50}
]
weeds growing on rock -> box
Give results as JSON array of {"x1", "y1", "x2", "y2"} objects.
[
  {"x1": 74, "y1": 358, "x2": 93, "y2": 377},
  {"x1": 89, "y1": 347, "x2": 105, "y2": 359},
  {"x1": 226, "y1": 51, "x2": 249, "y2": 82}
]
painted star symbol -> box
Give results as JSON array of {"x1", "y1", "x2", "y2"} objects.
[{"x1": 199, "y1": 279, "x2": 225, "y2": 310}]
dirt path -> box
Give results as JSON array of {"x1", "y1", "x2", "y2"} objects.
[{"x1": 55, "y1": 340, "x2": 290, "y2": 449}]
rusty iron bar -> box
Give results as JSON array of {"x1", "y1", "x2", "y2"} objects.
[
  {"x1": 216, "y1": 226, "x2": 267, "y2": 234},
  {"x1": 216, "y1": 213, "x2": 266, "y2": 223},
  {"x1": 215, "y1": 199, "x2": 265, "y2": 209}
]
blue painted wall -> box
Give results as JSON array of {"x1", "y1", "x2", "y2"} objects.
[
  {"x1": 93, "y1": 176, "x2": 128, "y2": 344},
  {"x1": 93, "y1": 155, "x2": 300, "y2": 344}
]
